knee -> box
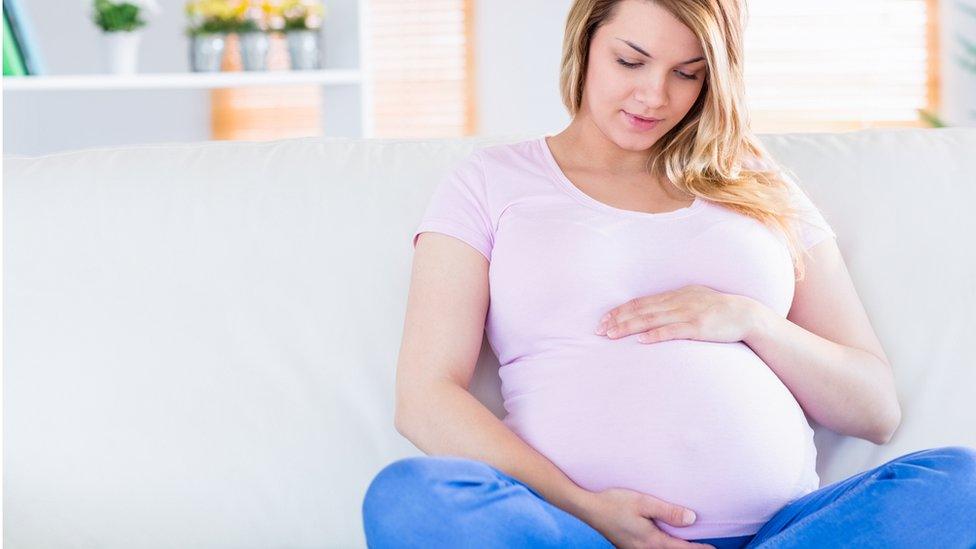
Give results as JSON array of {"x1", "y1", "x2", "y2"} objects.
[
  {"x1": 929, "y1": 447, "x2": 976, "y2": 509},
  {"x1": 934, "y1": 446, "x2": 976, "y2": 479},
  {"x1": 361, "y1": 455, "x2": 499, "y2": 544},
  {"x1": 889, "y1": 446, "x2": 976, "y2": 491},
  {"x1": 362, "y1": 456, "x2": 429, "y2": 517},
  {"x1": 361, "y1": 457, "x2": 430, "y2": 544},
  {"x1": 909, "y1": 446, "x2": 976, "y2": 474},
  {"x1": 362, "y1": 455, "x2": 495, "y2": 521}
]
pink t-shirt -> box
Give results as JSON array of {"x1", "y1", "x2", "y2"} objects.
[{"x1": 411, "y1": 136, "x2": 836, "y2": 539}]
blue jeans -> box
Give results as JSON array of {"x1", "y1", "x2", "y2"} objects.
[{"x1": 362, "y1": 446, "x2": 976, "y2": 548}]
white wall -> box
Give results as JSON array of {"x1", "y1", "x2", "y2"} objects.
[
  {"x1": 474, "y1": 0, "x2": 573, "y2": 137},
  {"x1": 940, "y1": 1, "x2": 976, "y2": 126}
]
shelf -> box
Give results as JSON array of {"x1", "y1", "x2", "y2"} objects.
[{"x1": 1, "y1": 69, "x2": 363, "y2": 91}]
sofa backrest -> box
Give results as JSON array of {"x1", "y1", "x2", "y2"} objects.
[{"x1": 4, "y1": 128, "x2": 975, "y2": 548}]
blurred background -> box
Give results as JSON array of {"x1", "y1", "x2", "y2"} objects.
[{"x1": 2, "y1": 0, "x2": 975, "y2": 156}]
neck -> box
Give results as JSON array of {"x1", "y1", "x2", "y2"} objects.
[
  {"x1": 548, "y1": 115, "x2": 692, "y2": 201},
  {"x1": 555, "y1": 115, "x2": 661, "y2": 177}
]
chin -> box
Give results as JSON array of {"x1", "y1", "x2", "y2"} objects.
[{"x1": 615, "y1": 132, "x2": 659, "y2": 150}]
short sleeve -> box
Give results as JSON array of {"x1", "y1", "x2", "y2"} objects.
[
  {"x1": 412, "y1": 150, "x2": 494, "y2": 262},
  {"x1": 781, "y1": 170, "x2": 837, "y2": 251}
]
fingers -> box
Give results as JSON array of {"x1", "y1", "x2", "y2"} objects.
[
  {"x1": 599, "y1": 308, "x2": 684, "y2": 338},
  {"x1": 639, "y1": 495, "x2": 697, "y2": 528},
  {"x1": 601, "y1": 292, "x2": 675, "y2": 324},
  {"x1": 636, "y1": 321, "x2": 698, "y2": 344}
]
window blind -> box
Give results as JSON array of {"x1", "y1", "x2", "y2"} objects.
[
  {"x1": 363, "y1": 1, "x2": 934, "y2": 136},
  {"x1": 745, "y1": 0, "x2": 934, "y2": 133},
  {"x1": 365, "y1": 0, "x2": 476, "y2": 137}
]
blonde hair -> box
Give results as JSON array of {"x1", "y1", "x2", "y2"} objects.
[{"x1": 560, "y1": 0, "x2": 818, "y2": 281}]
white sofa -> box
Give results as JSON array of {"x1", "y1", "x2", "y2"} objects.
[{"x1": 4, "y1": 128, "x2": 975, "y2": 548}]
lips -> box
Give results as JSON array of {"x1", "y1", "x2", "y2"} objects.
[{"x1": 627, "y1": 112, "x2": 661, "y2": 122}]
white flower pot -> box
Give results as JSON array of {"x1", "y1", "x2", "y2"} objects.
[
  {"x1": 189, "y1": 33, "x2": 227, "y2": 72},
  {"x1": 286, "y1": 29, "x2": 322, "y2": 70},
  {"x1": 101, "y1": 30, "x2": 143, "y2": 75},
  {"x1": 238, "y1": 31, "x2": 270, "y2": 71}
]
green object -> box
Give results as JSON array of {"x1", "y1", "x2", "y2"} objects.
[
  {"x1": 3, "y1": 10, "x2": 27, "y2": 76},
  {"x1": 283, "y1": 17, "x2": 315, "y2": 31},
  {"x1": 92, "y1": 0, "x2": 147, "y2": 32},
  {"x1": 919, "y1": 109, "x2": 947, "y2": 128},
  {"x1": 185, "y1": 17, "x2": 258, "y2": 36}
]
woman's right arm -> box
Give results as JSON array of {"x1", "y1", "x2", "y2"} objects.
[
  {"x1": 394, "y1": 233, "x2": 712, "y2": 549},
  {"x1": 394, "y1": 231, "x2": 594, "y2": 520}
]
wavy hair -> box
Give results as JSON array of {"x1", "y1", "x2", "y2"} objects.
[{"x1": 559, "y1": 0, "x2": 819, "y2": 281}]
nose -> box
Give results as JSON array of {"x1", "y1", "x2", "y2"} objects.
[{"x1": 633, "y1": 72, "x2": 669, "y2": 111}]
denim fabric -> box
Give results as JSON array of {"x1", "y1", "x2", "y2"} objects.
[{"x1": 362, "y1": 446, "x2": 976, "y2": 548}]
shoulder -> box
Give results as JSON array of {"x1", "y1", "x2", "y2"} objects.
[
  {"x1": 477, "y1": 137, "x2": 557, "y2": 187},
  {"x1": 428, "y1": 139, "x2": 540, "y2": 211},
  {"x1": 439, "y1": 139, "x2": 535, "y2": 187},
  {"x1": 476, "y1": 137, "x2": 542, "y2": 168}
]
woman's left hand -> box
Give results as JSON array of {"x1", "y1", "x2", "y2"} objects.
[{"x1": 595, "y1": 284, "x2": 760, "y2": 344}]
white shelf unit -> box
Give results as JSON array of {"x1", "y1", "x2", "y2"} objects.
[
  {"x1": 1, "y1": 70, "x2": 363, "y2": 91},
  {"x1": 2, "y1": 0, "x2": 374, "y2": 156}
]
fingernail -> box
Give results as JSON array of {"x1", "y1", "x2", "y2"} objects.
[
  {"x1": 683, "y1": 510, "x2": 696, "y2": 525},
  {"x1": 600, "y1": 313, "x2": 611, "y2": 323},
  {"x1": 595, "y1": 322, "x2": 607, "y2": 335}
]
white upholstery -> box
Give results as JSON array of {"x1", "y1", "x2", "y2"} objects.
[{"x1": 4, "y1": 128, "x2": 975, "y2": 548}]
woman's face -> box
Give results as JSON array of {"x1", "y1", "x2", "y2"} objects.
[{"x1": 581, "y1": 0, "x2": 708, "y2": 150}]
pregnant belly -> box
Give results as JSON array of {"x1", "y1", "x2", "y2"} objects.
[{"x1": 499, "y1": 338, "x2": 820, "y2": 539}]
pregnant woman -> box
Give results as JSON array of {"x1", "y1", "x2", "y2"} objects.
[{"x1": 363, "y1": 0, "x2": 976, "y2": 547}]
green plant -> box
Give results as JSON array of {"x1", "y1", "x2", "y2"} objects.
[
  {"x1": 918, "y1": 109, "x2": 947, "y2": 127},
  {"x1": 184, "y1": 0, "x2": 260, "y2": 36},
  {"x1": 275, "y1": 0, "x2": 326, "y2": 31},
  {"x1": 92, "y1": 0, "x2": 149, "y2": 32},
  {"x1": 185, "y1": 17, "x2": 259, "y2": 36}
]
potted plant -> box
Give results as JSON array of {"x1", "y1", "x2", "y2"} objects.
[
  {"x1": 236, "y1": 1, "x2": 270, "y2": 71},
  {"x1": 91, "y1": 0, "x2": 161, "y2": 74},
  {"x1": 272, "y1": 0, "x2": 326, "y2": 70},
  {"x1": 185, "y1": 0, "x2": 248, "y2": 72}
]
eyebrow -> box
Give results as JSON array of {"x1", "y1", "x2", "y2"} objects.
[{"x1": 615, "y1": 38, "x2": 705, "y2": 65}]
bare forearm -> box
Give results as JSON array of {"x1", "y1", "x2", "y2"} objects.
[
  {"x1": 741, "y1": 297, "x2": 901, "y2": 444},
  {"x1": 395, "y1": 380, "x2": 594, "y2": 519}
]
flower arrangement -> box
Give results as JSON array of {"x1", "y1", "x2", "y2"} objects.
[
  {"x1": 184, "y1": 0, "x2": 326, "y2": 35},
  {"x1": 91, "y1": 0, "x2": 161, "y2": 32},
  {"x1": 184, "y1": 0, "x2": 260, "y2": 35},
  {"x1": 183, "y1": 0, "x2": 327, "y2": 71},
  {"x1": 267, "y1": 0, "x2": 326, "y2": 31}
]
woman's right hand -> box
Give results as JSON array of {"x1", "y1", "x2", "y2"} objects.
[{"x1": 578, "y1": 487, "x2": 716, "y2": 549}]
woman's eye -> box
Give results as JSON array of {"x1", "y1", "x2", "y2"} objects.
[{"x1": 616, "y1": 58, "x2": 699, "y2": 81}]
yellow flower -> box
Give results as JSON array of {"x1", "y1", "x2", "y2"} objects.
[
  {"x1": 261, "y1": 0, "x2": 283, "y2": 17},
  {"x1": 279, "y1": 0, "x2": 325, "y2": 19},
  {"x1": 184, "y1": 0, "x2": 249, "y2": 21}
]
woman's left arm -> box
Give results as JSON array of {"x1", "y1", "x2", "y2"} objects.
[{"x1": 741, "y1": 238, "x2": 901, "y2": 445}]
